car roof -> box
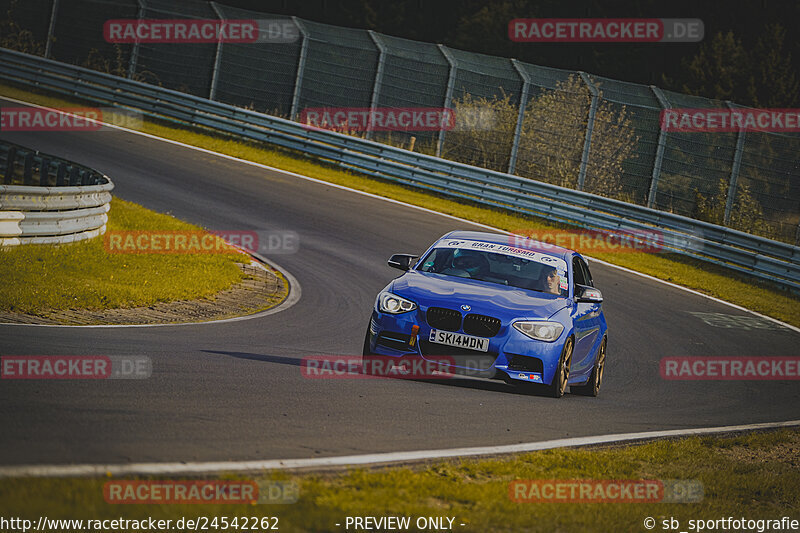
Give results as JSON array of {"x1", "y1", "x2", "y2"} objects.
[{"x1": 438, "y1": 230, "x2": 573, "y2": 261}]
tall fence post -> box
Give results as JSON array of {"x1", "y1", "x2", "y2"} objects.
[
  {"x1": 648, "y1": 86, "x2": 670, "y2": 208},
  {"x1": 724, "y1": 101, "x2": 746, "y2": 226},
  {"x1": 127, "y1": 0, "x2": 146, "y2": 79},
  {"x1": 577, "y1": 72, "x2": 598, "y2": 191},
  {"x1": 437, "y1": 44, "x2": 457, "y2": 158},
  {"x1": 44, "y1": 0, "x2": 59, "y2": 59},
  {"x1": 290, "y1": 17, "x2": 309, "y2": 121},
  {"x1": 366, "y1": 30, "x2": 386, "y2": 141},
  {"x1": 208, "y1": 2, "x2": 225, "y2": 101},
  {"x1": 508, "y1": 59, "x2": 530, "y2": 175}
]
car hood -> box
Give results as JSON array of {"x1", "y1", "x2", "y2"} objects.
[{"x1": 391, "y1": 271, "x2": 569, "y2": 320}]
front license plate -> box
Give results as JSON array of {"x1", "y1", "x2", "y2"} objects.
[{"x1": 428, "y1": 329, "x2": 489, "y2": 352}]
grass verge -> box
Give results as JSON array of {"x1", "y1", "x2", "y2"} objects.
[
  {"x1": 1, "y1": 83, "x2": 798, "y2": 327},
  {"x1": 1, "y1": 429, "x2": 797, "y2": 532},
  {"x1": 0, "y1": 198, "x2": 244, "y2": 314}
]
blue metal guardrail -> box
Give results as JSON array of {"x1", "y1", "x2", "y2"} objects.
[{"x1": 1, "y1": 48, "x2": 798, "y2": 291}]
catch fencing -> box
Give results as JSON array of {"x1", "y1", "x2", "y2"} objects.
[
  {"x1": 4, "y1": 0, "x2": 797, "y2": 244},
  {"x1": 2, "y1": 48, "x2": 798, "y2": 291}
]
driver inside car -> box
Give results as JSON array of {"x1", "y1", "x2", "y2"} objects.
[
  {"x1": 442, "y1": 249, "x2": 490, "y2": 279},
  {"x1": 541, "y1": 265, "x2": 561, "y2": 295}
]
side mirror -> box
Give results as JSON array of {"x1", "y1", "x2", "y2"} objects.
[
  {"x1": 387, "y1": 254, "x2": 418, "y2": 271},
  {"x1": 575, "y1": 284, "x2": 603, "y2": 304}
]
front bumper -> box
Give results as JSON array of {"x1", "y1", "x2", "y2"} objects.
[{"x1": 367, "y1": 309, "x2": 566, "y2": 385}]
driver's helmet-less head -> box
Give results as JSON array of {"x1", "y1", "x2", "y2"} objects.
[
  {"x1": 542, "y1": 265, "x2": 561, "y2": 294},
  {"x1": 452, "y1": 249, "x2": 490, "y2": 277}
]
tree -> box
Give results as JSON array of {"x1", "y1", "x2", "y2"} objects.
[
  {"x1": 749, "y1": 24, "x2": 799, "y2": 108},
  {"x1": 516, "y1": 74, "x2": 638, "y2": 199},
  {"x1": 442, "y1": 91, "x2": 518, "y2": 172},
  {"x1": 678, "y1": 31, "x2": 755, "y2": 104},
  {"x1": 0, "y1": 0, "x2": 44, "y2": 56}
]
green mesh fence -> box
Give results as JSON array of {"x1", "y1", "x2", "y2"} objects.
[
  {"x1": 586, "y1": 75, "x2": 661, "y2": 205},
  {"x1": 211, "y1": 5, "x2": 298, "y2": 115},
  {"x1": 440, "y1": 48, "x2": 524, "y2": 172},
  {"x1": 0, "y1": 0, "x2": 52, "y2": 55},
  {"x1": 134, "y1": 0, "x2": 217, "y2": 97},
  {"x1": 370, "y1": 33, "x2": 449, "y2": 150},
  {"x1": 2, "y1": 0, "x2": 798, "y2": 244},
  {"x1": 512, "y1": 63, "x2": 585, "y2": 190},
  {"x1": 295, "y1": 19, "x2": 377, "y2": 112},
  {"x1": 51, "y1": 0, "x2": 137, "y2": 74},
  {"x1": 734, "y1": 127, "x2": 800, "y2": 241},
  {"x1": 657, "y1": 90, "x2": 740, "y2": 222}
]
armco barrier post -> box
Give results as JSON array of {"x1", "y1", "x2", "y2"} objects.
[
  {"x1": 23, "y1": 152, "x2": 35, "y2": 185},
  {"x1": 577, "y1": 72, "x2": 598, "y2": 191},
  {"x1": 289, "y1": 17, "x2": 309, "y2": 121},
  {"x1": 724, "y1": 101, "x2": 746, "y2": 227},
  {"x1": 56, "y1": 163, "x2": 67, "y2": 186},
  {"x1": 437, "y1": 44, "x2": 457, "y2": 158},
  {"x1": 208, "y1": 2, "x2": 225, "y2": 101},
  {"x1": 4, "y1": 147, "x2": 16, "y2": 185},
  {"x1": 508, "y1": 59, "x2": 530, "y2": 175},
  {"x1": 127, "y1": 0, "x2": 146, "y2": 79},
  {"x1": 648, "y1": 86, "x2": 670, "y2": 208},
  {"x1": 44, "y1": 0, "x2": 59, "y2": 59},
  {"x1": 39, "y1": 158, "x2": 50, "y2": 186},
  {"x1": 366, "y1": 31, "x2": 387, "y2": 141}
]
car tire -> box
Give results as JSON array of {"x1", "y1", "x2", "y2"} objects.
[
  {"x1": 544, "y1": 336, "x2": 573, "y2": 398},
  {"x1": 362, "y1": 326, "x2": 388, "y2": 376},
  {"x1": 362, "y1": 326, "x2": 372, "y2": 356},
  {"x1": 571, "y1": 336, "x2": 606, "y2": 397}
]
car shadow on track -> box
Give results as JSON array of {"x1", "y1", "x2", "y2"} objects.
[
  {"x1": 412, "y1": 375, "x2": 563, "y2": 398},
  {"x1": 203, "y1": 350, "x2": 560, "y2": 399},
  {"x1": 202, "y1": 350, "x2": 305, "y2": 367}
]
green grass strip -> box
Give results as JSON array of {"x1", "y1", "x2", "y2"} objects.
[
  {"x1": 0, "y1": 198, "x2": 243, "y2": 314},
  {"x1": 0, "y1": 429, "x2": 797, "y2": 532}
]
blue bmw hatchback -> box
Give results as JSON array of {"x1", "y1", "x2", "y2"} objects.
[{"x1": 363, "y1": 231, "x2": 608, "y2": 397}]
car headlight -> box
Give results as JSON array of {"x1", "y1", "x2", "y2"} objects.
[
  {"x1": 378, "y1": 292, "x2": 417, "y2": 314},
  {"x1": 513, "y1": 321, "x2": 564, "y2": 342}
]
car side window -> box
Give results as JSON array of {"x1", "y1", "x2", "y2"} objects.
[
  {"x1": 579, "y1": 258, "x2": 594, "y2": 287},
  {"x1": 572, "y1": 257, "x2": 587, "y2": 287}
]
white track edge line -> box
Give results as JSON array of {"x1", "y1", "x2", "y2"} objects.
[
  {"x1": 1, "y1": 94, "x2": 796, "y2": 334},
  {"x1": 1, "y1": 419, "x2": 798, "y2": 478}
]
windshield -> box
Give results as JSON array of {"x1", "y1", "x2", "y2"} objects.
[{"x1": 417, "y1": 239, "x2": 569, "y2": 296}]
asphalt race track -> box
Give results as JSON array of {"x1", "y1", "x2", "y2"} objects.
[{"x1": 1, "y1": 98, "x2": 799, "y2": 466}]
